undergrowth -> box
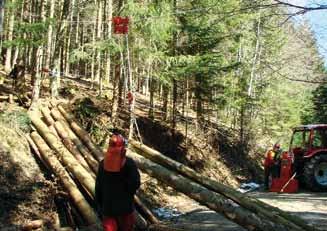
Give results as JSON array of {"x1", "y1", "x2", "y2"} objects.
[
  {"x1": 0, "y1": 110, "x2": 31, "y2": 133},
  {"x1": 73, "y1": 97, "x2": 111, "y2": 147}
]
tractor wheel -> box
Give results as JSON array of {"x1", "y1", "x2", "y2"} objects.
[{"x1": 303, "y1": 154, "x2": 327, "y2": 191}]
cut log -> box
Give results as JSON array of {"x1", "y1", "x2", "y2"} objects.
[
  {"x1": 48, "y1": 108, "x2": 153, "y2": 228},
  {"x1": 135, "y1": 211, "x2": 149, "y2": 230},
  {"x1": 9, "y1": 94, "x2": 14, "y2": 104},
  {"x1": 29, "y1": 112, "x2": 96, "y2": 196},
  {"x1": 130, "y1": 140, "x2": 313, "y2": 231},
  {"x1": 127, "y1": 150, "x2": 299, "y2": 231},
  {"x1": 50, "y1": 107, "x2": 71, "y2": 128},
  {"x1": 22, "y1": 220, "x2": 44, "y2": 231},
  {"x1": 135, "y1": 195, "x2": 159, "y2": 224},
  {"x1": 26, "y1": 135, "x2": 52, "y2": 172},
  {"x1": 50, "y1": 108, "x2": 99, "y2": 173},
  {"x1": 41, "y1": 106, "x2": 61, "y2": 139},
  {"x1": 54, "y1": 120, "x2": 96, "y2": 178},
  {"x1": 0, "y1": 95, "x2": 18, "y2": 101},
  {"x1": 30, "y1": 132, "x2": 99, "y2": 225},
  {"x1": 57, "y1": 104, "x2": 103, "y2": 161},
  {"x1": 148, "y1": 223, "x2": 194, "y2": 231},
  {"x1": 41, "y1": 107, "x2": 55, "y2": 126}
]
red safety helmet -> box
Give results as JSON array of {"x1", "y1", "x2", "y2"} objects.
[{"x1": 104, "y1": 134, "x2": 128, "y2": 172}]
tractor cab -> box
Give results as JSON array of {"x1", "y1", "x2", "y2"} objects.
[
  {"x1": 290, "y1": 125, "x2": 327, "y2": 191},
  {"x1": 290, "y1": 125, "x2": 327, "y2": 159}
]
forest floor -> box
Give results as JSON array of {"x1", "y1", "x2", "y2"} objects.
[{"x1": 0, "y1": 74, "x2": 326, "y2": 230}]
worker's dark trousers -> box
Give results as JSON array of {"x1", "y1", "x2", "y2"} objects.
[{"x1": 102, "y1": 211, "x2": 135, "y2": 231}]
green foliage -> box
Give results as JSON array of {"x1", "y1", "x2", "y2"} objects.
[
  {"x1": 309, "y1": 82, "x2": 327, "y2": 123},
  {"x1": 3, "y1": 0, "x2": 326, "y2": 151},
  {"x1": 75, "y1": 98, "x2": 101, "y2": 121},
  {"x1": 0, "y1": 111, "x2": 31, "y2": 133}
]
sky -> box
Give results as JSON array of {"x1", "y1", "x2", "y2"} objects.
[{"x1": 288, "y1": 0, "x2": 327, "y2": 66}]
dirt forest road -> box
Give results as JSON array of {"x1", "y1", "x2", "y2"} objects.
[
  {"x1": 166, "y1": 191, "x2": 327, "y2": 231},
  {"x1": 251, "y1": 191, "x2": 327, "y2": 231}
]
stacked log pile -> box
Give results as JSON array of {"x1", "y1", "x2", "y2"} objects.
[{"x1": 27, "y1": 103, "x2": 316, "y2": 231}]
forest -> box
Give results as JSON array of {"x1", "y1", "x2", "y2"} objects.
[
  {"x1": 1, "y1": 0, "x2": 326, "y2": 147},
  {"x1": 0, "y1": 0, "x2": 327, "y2": 230}
]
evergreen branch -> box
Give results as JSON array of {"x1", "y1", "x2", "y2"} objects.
[
  {"x1": 274, "y1": 1, "x2": 327, "y2": 11},
  {"x1": 262, "y1": 62, "x2": 327, "y2": 84}
]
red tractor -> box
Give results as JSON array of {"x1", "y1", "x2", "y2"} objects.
[{"x1": 266, "y1": 124, "x2": 327, "y2": 192}]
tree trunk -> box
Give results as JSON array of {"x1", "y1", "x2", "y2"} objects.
[
  {"x1": 111, "y1": 54, "x2": 120, "y2": 124},
  {"x1": 96, "y1": 0, "x2": 103, "y2": 94},
  {"x1": 248, "y1": 16, "x2": 261, "y2": 97},
  {"x1": 148, "y1": 223, "x2": 198, "y2": 231},
  {"x1": 172, "y1": 79, "x2": 177, "y2": 130},
  {"x1": 4, "y1": 0, "x2": 15, "y2": 72},
  {"x1": 134, "y1": 196, "x2": 159, "y2": 224},
  {"x1": 0, "y1": 0, "x2": 4, "y2": 36},
  {"x1": 130, "y1": 140, "x2": 313, "y2": 231},
  {"x1": 66, "y1": 0, "x2": 76, "y2": 75},
  {"x1": 57, "y1": 104, "x2": 104, "y2": 161},
  {"x1": 29, "y1": 112, "x2": 96, "y2": 196},
  {"x1": 91, "y1": 17, "x2": 96, "y2": 88},
  {"x1": 195, "y1": 74, "x2": 203, "y2": 125},
  {"x1": 45, "y1": 0, "x2": 55, "y2": 70},
  {"x1": 54, "y1": 120, "x2": 96, "y2": 178},
  {"x1": 30, "y1": 0, "x2": 47, "y2": 108},
  {"x1": 50, "y1": 107, "x2": 99, "y2": 173},
  {"x1": 127, "y1": 150, "x2": 290, "y2": 231},
  {"x1": 162, "y1": 85, "x2": 169, "y2": 121},
  {"x1": 29, "y1": 132, "x2": 99, "y2": 225},
  {"x1": 126, "y1": 34, "x2": 135, "y2": 140},
  {"x1": 105, "y1": 0, "x2": 113, "y2": 86}
]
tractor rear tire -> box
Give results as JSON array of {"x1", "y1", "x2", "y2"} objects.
[{"x1": 303, "y1": 154, "x2": 327, "y2": 191}]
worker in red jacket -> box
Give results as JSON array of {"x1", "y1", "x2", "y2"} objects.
[
  {"x1": 95, "y1": 131, "x2": 140, "y2": 231},
  {"x1": 264, "y1": 143, "x2": 282, "y2": 190}
]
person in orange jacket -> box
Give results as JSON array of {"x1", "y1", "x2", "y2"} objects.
[
  {"x1": 264, "y1": 143, "x2": 282, "y2": 190},
  {"x1": 95, "y1": 130, "x2": 140, "y2": 231}
]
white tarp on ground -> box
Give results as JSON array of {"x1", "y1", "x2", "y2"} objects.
[{"x1": 237, "y1": 182, "x2": 260, "y2": 193}]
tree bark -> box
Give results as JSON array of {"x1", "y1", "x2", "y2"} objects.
[
  {"x1": 96, "y1": 0, "x2": 103, "y2": 94},
  {"x1": 50, "y1": 107, "x2": 99, "y2": 173},
  {"x1": 45, "y1": 0, "x2": 55, "y2": 70},
  {"x1": 105, "y1": 0, "x2": 113, "y2": 86},
  {"x1": 134, "y1": 195, "x2": 159, "y2": 224},
  {"x1": 30, "y1": 0, "x2": 47, "y2": 108},
  {"x1": 29, "y1": 132, "x2": 99, "y2": 225},
  {"x1": 5, "y1": 0, "x2": 15, "y2": 72},
  {"x1": 54, "y1": 120, "x2": 96, "y2": 178},
  {"x1": 29, "y1": 112, "x2": 96, "y2": 196},
  {"x1": 162, "y1": 85, "x2": 169, "y2": 121}
]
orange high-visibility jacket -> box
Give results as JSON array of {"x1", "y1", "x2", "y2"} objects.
[{"x1": 264, "y1": 150, "x2": 276, "y2": 167}]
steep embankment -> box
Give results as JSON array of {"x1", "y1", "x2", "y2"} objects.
[
  {"x1": 71, "y1": 96, "x2": 263, "y2": 188},
  {"x1": 0, "y1": 109, "x2": 58, "y2": 230}
]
